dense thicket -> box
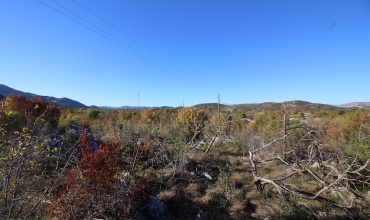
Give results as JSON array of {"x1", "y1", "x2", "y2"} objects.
[{"x1": 1, "y1": 97, "x2": 369, "y2": 219}]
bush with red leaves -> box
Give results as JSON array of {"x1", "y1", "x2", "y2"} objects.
[
  {"x1": 49, "y1": 131, "x2": 147, "y2": 219},
  {"x1": 2, "y1": 94, "x2": 60, "y2": 130}
]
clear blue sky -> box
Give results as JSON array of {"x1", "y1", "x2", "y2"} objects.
[{"x1": 1, "y1": 0, "x2": 370, "y2": 107}]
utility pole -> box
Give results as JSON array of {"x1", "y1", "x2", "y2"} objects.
[
  {"x1": 218, "y1": 94, "x2": 221, "y2": 116},
  {"x1": 138, "y1": 91, "x2": 140, "y2": 107},
  {"x1": 182, "y1": 98, "x2": 185, "y2": 125}
]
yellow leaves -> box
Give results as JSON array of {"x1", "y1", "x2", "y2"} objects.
[
  {"x1": 5, "y1": 110, "x2": 13, "y2": 116},
  {"x1": 141, "y1": 108, "x2": 158, "y2": 123},
  {"x1": 3, "y1": 97, "x2": 12, "y2": 107},
  {"x1": 34, "y1": 104, "x2": 39, "y2": 109},
  {"x1": 3, "y1": 154, "x2": 12, "y2": 162},
  {"x1": 177, "y1": 107, "x2": 207, "y2": 126},
  {"x1": 210, "y1": 115, "x2": 221, "y2": 124}
]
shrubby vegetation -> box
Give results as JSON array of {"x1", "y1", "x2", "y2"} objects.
[{"x1": 1, "y1": 95, "x2": 369, "y2": 219}]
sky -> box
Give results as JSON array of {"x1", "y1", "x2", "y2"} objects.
[{"x1": 1, "y1": 0, "x2": 370, "y2": 107}]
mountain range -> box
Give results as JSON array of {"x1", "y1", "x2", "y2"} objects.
[
  {"x1": 1, "y1": 84, "x2": 369, "y2": 111},
  {"x1": 0, "y1": 84, "x2": 87, "y2": 108}
]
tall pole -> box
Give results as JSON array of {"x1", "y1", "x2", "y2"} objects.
[
  {"x1": 138, "y1": 91, "x2": 140, "y2": 107},
  {"x1": 218, "y1": 94, "x2": 221, "y2": 116}
]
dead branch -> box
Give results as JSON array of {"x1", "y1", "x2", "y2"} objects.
[{"x1": 246, "y1": 109, "x2": 370, "y2": 212}]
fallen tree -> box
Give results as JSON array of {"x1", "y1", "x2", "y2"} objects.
[{"x1": 247, "y1": 107, "x2": 370, "y2": 217}]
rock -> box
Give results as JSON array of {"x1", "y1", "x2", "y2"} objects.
[
  {"x1": 310, "y1": 161, "x2": 320, "y2": 168},
  {"x1": 186, "y1": 161, "x2": 219, "y2": 182},
  {"x1": 140, "y1": 196, "x2": 168, "y2": 220},
  {"x1": 195, "y1": 209, "x2": 205, "y2": 220},
  {"x1": 203, "y1": 172, "x2": 213, "y2": 181}
]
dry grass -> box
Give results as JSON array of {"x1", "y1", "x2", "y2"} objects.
[
  {"x1": 231, "y1": 172, "x2": 251, "y2": 189},
  {"x1": 187, "y1": 150, "x2": 207, "y2": 162},
  {"x1": 250, "y1": 198, "x2": 284, "y2": 219},
  {"x1": 156, "y1": 189, "x2": 176, "y2": 202},
  {"x1": 229, "y1": 200, "x2": 246, "y2": 213},
  {"x1": 199, "y1": 187, "x2": 219, "y2": 204},
  {"x1": 185, "y1": 183, "x2": 205, "y2": 199},
  {"x1": 159, "y1": 167, "x2": 175, "y2": 179},
  {"x1": 152, "y1": 147, "x2": 369, "y2": 220}
]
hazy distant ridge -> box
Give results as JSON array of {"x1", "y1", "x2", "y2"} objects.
[{"x1": 338, "y1": 102, "x2": 370, "y2": 108}]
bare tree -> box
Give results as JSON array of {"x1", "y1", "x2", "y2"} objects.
[{"x1": 247, "y1": 109, "x2": 370, "y2": 216}]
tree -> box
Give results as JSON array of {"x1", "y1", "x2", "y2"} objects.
[
  {"x1": 0, "y1": 96, "x2": 69, "y2": 219},
  {"x1": 2, "y1": 94, "x2": 61, "y2": 131},
  {"x1": 177, "y1": 107, "x2": 207, "y2": 146}
]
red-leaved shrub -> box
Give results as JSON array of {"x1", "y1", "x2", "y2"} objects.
[{"x1": 49, "y1": 131, "x2": 146, "y2": 219}]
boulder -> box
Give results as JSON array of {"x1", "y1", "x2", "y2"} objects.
[{"x1": 140, "y1": 196, "x2": 168, "y2": 220}]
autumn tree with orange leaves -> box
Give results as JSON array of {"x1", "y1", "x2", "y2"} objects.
[{"x1": 2, "y1": 94, "x2": 60, "y2": 132}]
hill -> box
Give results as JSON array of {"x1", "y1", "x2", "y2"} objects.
[
  {"x1": 0, "y1": 84, "x2": 35, "y2": 97},
  {"x1": 192, "y1": 103, "x2": 231, "y2": 111},
  {"x1": 2, "y1": 84, "x2": 369, "y2": 111},
  {"x1": 194, "y1": 100, "x2": 343, "y2": 112},
  {"x1": 0, "y1": 84, "x2": 87, "y2": 108},
  {"x1": 99, "y1": 106, "x2": 173, "y2": 109},
  {"x1": 233, "y1": 100, "x2": 342, "y2": 112},
  {"x1": 338, "y1": 102, "x2": 370, "y2": 109}
]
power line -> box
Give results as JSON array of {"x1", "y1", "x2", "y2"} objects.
[
  {"x1": 36, "y1": 0, "x2": 141, "y2": 58},
  {"x1": 37, "y1": 0, "x2": 212, "y2": 95},
  {"x1": 71, "y1": 0, "x2": 205, "y2": 88},
  {"x1": 71, "y1": 0, "x2": 214, "y2": 95},
  {"x1": 49, "y1": 0, "x2": 165, "y2": 67}
]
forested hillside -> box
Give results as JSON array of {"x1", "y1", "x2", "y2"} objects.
[{"x1": 1, "y1": 95, "x2": 369, "y2": 219}]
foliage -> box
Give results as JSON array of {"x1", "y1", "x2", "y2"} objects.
[
  {"x1": 177, "y1": 107, "x2": 208, "y2": 143},
  {"x1": 49, "y1": 131, "x2": 146, "y2": 219},
  {"x1": 217, "y1": 164, "x2": 236, "y2": 200},
  {"x1": 247, "y1": 109, "x2": 370, "y2": 218},
  {"x1": 2, "y1": 94, "x2": 61, "y2": 130},
  {"x1": 205, "y1": 193, "x2": 231, "y2": 220},
  {"x1": 2, "y1": 103, "x2": 362, "y2": 219},
  {"x1": 0, "y1": 96, "x2": 66, "y2": 219},
  {"x1": 87, "y1": 108, "x2": 100, "y2": 119},
  {"x1": 0, "y1": 128, "x2": 45, "y2": 219},
  {"x1": 141, "y1": 108, "x2": 160, "y2": 123},
  {"x1": 135, "y1": 141, "x2": 159, "y2": 160}
]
